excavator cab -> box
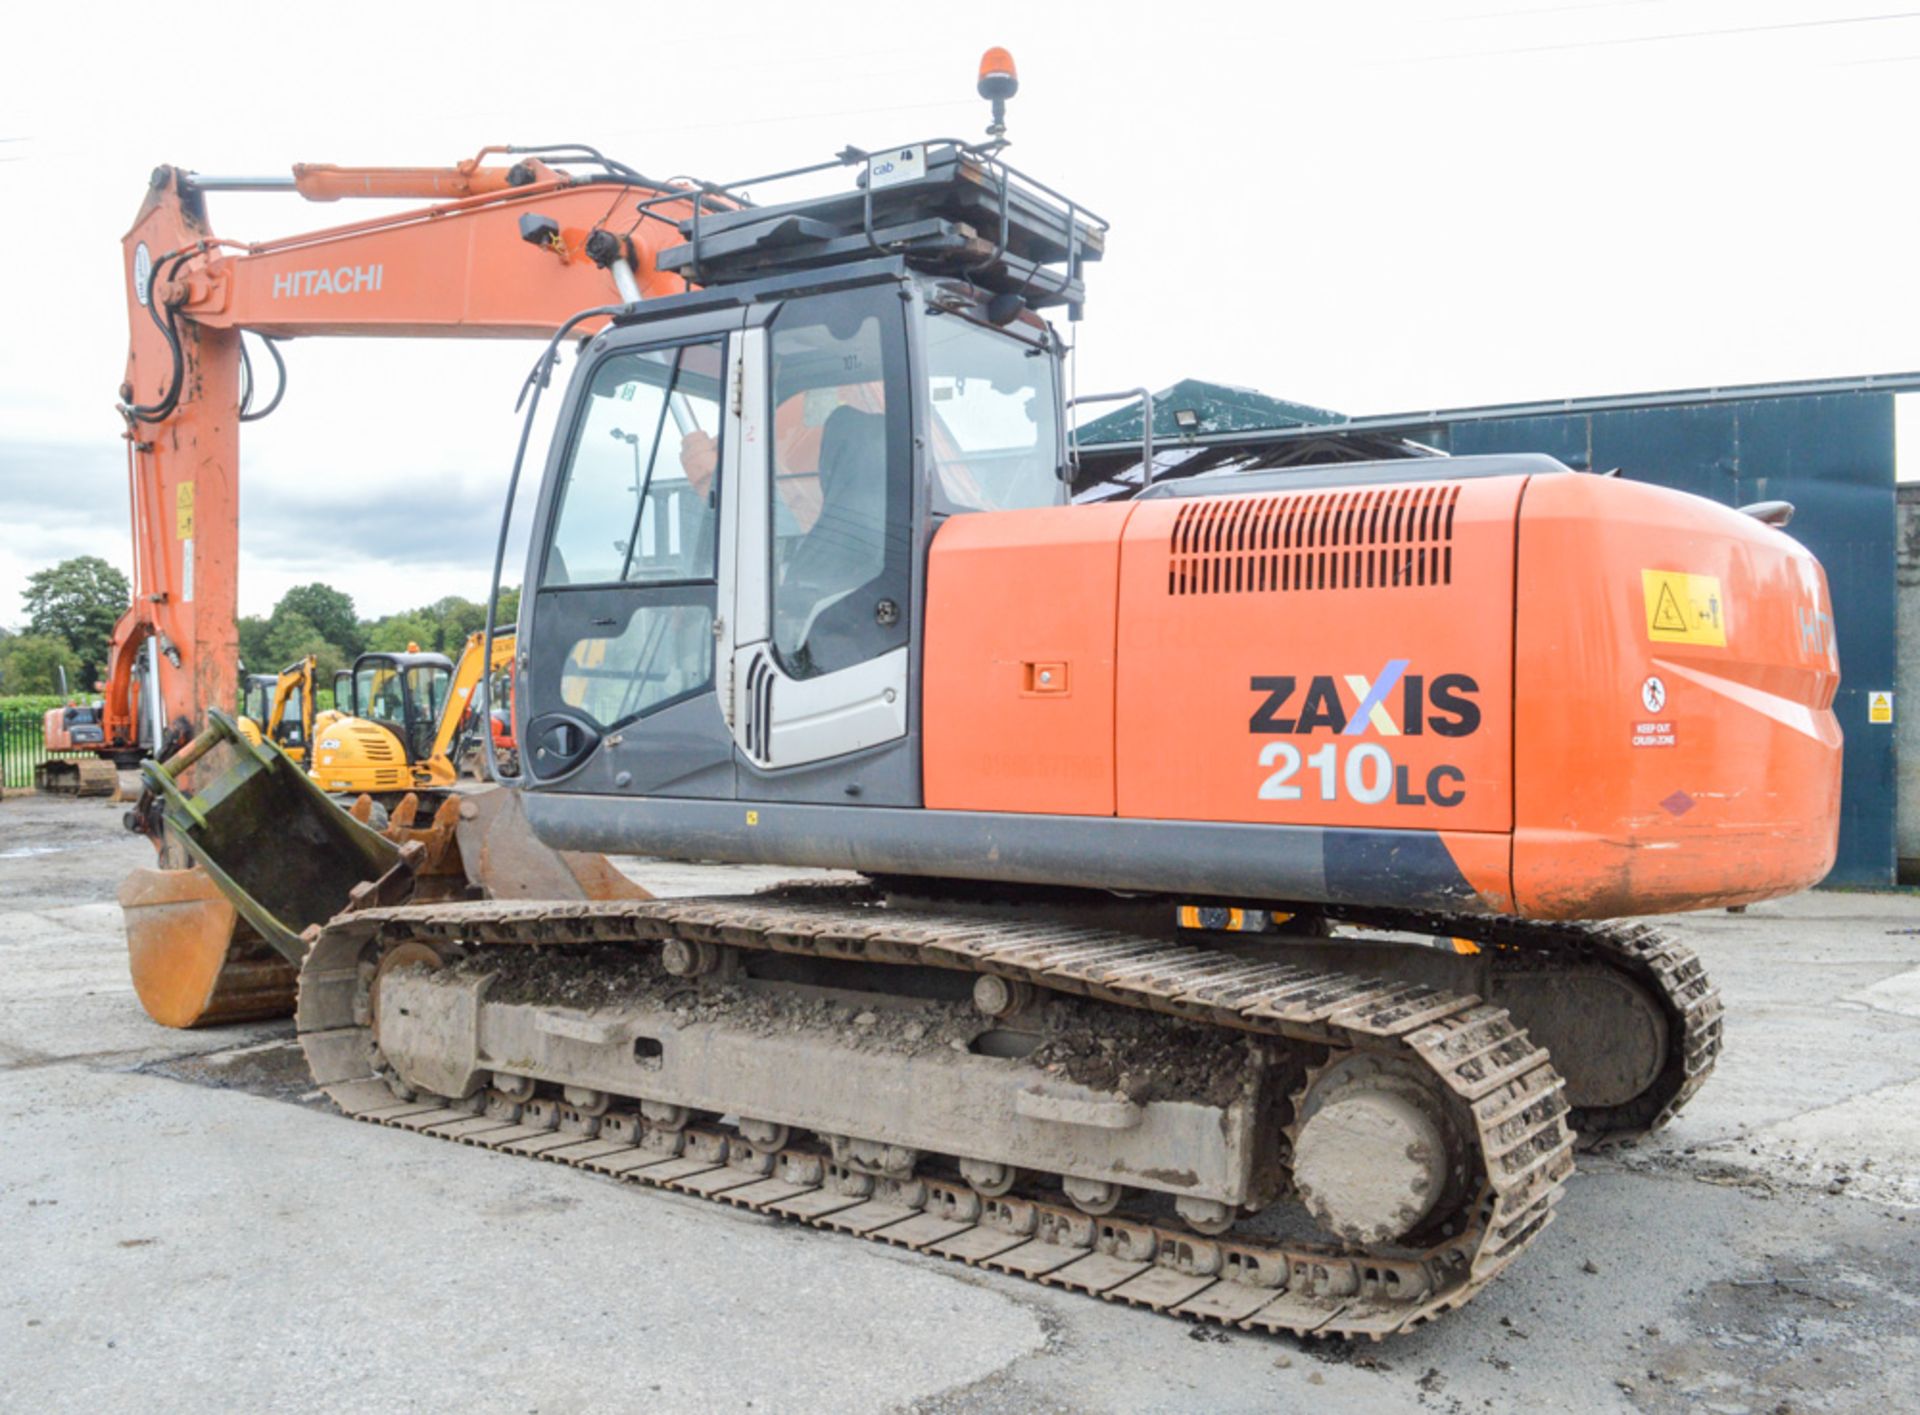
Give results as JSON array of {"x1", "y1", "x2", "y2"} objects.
[
  {"x1": 351, "y1": 649, "x2": 453, "y2": 767},
  {"x1": 237, "y1": 673, "x2": 276, "y2": 745},
  {"x1": 514, "y1": 148, "x2": 1082, "y2": 804}
]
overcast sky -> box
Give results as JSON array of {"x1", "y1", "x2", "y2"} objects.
[{"x1": 4, "y1": 0, "x2": 1918, "y2": 627}]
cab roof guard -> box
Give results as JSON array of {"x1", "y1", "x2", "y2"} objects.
[{"x1": 640, "y1": 138, "x2": 1108, "y2": 316}]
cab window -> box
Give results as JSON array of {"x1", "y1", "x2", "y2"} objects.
[
  {"x1": 275, "y1": 685, "x2": 306, "y2": 749},
  {"x1": 404, "y1": 664, "x2": 451, "y2": 760},
  {"x1": 537, "y1": 338, "x2": 729, "y2": 733},
  {"x1": 924, "y1": 314, "x2": 1060, "y2": 513},
  {"x1": 766, "y1": 287, "x2": 911, "y2": 680},
  {"x1": 356, "y1": 663, "x2": 406, "y2": 726},
  {"x1": 543, "y1": 343, "x2": 725, "y2": 588}
]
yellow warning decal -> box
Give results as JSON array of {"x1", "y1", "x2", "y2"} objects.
[
  {"x1": 1642, "y1": 569, "x2": 1726, "y2": 647},
  {"x1": 175, "y1": 481, "x2": 194, "y2": 540}
]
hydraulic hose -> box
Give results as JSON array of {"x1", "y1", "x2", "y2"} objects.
[
  {"x1": 479, "y1": 303, "x2": 626, "y2": 788},
  {"x1": 124, "y1": 250, "x2": 194, "y2": 424},
  {"x1": 239, "y1": 334, "x2": 286, "y2": 423}
]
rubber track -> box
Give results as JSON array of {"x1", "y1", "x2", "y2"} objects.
[
  {"x1": 1327, "y1": 908, "x2": 1723, "y2": 1144},
  {"x1": 296, "y1": 895, "x2": 1576, "y2": 1341}
]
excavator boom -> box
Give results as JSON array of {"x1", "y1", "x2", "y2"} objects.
[
  {"x1": 110, "y1": 152, "x2": 716, "y2": 1026},
  {"x1": 109, "y1": 156, "x2": 715, "y2": 759}
]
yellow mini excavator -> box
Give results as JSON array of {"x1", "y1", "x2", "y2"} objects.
[
  {"x1": 235, "y1": 655, "x2": 315, "y2": 766},
  {"x1": 308, "y1": 630, "x2": 513, "y2": 798}
]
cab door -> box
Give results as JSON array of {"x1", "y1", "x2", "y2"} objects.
[
  {"x1": 521, "y1": 316, "x2": 742, "y2": 796},
  {"x1": 724, "y1": 284, "x2": 917, "y2": 801}
]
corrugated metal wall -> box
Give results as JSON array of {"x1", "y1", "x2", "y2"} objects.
[{"x1": 1434, "y1": 393, "x2": 1896, "y2": 885}]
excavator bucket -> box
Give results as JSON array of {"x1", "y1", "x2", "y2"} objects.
[
  {"x1": 119, "y1": 867, "x2": 299, "y2": 1027},
  {"x1": 136, "y1": 711, "x2": 400, "y2": 964},
  {"x1": 121, "y1": 711, "x2": 648, "y2": 1029}
]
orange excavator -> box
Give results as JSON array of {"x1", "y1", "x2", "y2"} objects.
[
  {"x1": 110, "y1": 144, "x2": 688, "y2": 1025},
  {"x1": 121, "y1": 52, "x2": 1843, "y2": 1339}
]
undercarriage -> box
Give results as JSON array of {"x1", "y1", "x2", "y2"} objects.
[{"x1": 297, "y1": 887, "x2": 1604, "y2": 1339}]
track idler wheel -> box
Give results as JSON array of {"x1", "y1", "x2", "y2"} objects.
[
  {"x1": 660, "y1": 938, "x2": 724, "y2": 978},
  {"x1": 1288, "y1": 1053, "x2": 1467, "y2": 1247}
]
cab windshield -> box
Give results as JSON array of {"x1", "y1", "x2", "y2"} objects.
[
  {"x1": 243, "y1": 678, "x2": 273, "y2": 722},
  {"x1": 923, "y1": 315, "x2": 1060, "y2": 512},
  {"x1": 355, "y1": 663, "x2": 406, "y2": 727},
  {"x1": 353, "y1": 660, "x2": 451, "y2": 761},
  {"x1": 276, "y1": 685, "x2": 306, "y2": 749},
  {"x1": 406, "y1": 664, "x2": 451, "y2": 737}
]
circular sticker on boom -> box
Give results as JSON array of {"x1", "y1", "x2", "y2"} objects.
[
  {"x1": 1641, "y1": 675, "x2": 1667, "y2": 713},
  {"x1": 133, "y1": 242, "x2": 152, "y2": 307}
]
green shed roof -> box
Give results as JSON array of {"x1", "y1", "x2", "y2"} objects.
[{"x1": 1075, "y1": 378, "x2": 1345, "y2": 446}]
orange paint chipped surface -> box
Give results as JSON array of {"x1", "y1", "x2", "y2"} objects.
[{"x1": 120, "y1": 867, "x2": 296, "y2": 1028}]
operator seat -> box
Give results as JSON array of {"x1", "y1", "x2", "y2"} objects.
[{"x1": 777, "y1": 405, "x2": 904, "y2": 676}]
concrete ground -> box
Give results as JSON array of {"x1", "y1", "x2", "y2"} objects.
[{"x1": 3, "y1": 794, "x2": 1918, "y2": 1414}]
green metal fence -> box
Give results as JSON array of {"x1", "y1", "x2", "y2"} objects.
[{"x1": 0, "y1": 707, "x2": 95, "y2": 789}]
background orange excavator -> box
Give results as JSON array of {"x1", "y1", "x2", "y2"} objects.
[{"x1": 109, "y1": 146, "x2": 703, "y2": 1025}]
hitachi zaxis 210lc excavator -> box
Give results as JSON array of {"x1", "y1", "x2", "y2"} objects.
[{"x1": 129, "y1": 51, "x2": 1841, "y2": 1339}]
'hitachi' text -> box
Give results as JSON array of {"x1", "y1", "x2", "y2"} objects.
[{"x1": 271, "y1": 264, "x2": 383, "y2": 298}]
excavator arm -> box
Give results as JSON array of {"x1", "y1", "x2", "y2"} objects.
[
  {"x1": 109, "y1": 152, "x2": 716, "y2": 759},
  {"x1": 264, "y1": 654, "x2": 315, "y2": 757},
  {"x1": 426, "y1": 629, "x2": 516, "y2": 769}
]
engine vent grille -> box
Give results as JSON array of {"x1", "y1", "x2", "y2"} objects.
[{"x1": 1167, "y1": 483, "x2": 1461, "y2": 596}]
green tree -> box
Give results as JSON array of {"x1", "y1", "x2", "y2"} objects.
[
  {"x1": 426, "y1": 595, "x2": 488, "y2": 654},
  {"x1": 237, "y1": 614, "x2": 273, "y2": 674},
  {"x1": 272, "y1": 583, "x2": 362, "y2": 657},
  {"x1": 365, "y1": 611, "x2": 438, "y2": 654},
  {"x1": 22, "y1": 556, "x2": 129, "y2": 688},
  {"x1": 0, "y1": 633, "x2": 81, "y2": 695},
  {"x1": 262, "y1": 610, "x2": 314, "y2": 663},
  {"x1": 257, "y1": 611, "x2": 345, "y2": 697},
  {"x1": 493, "y1": 585, "x2": 521, "y2": 627}
]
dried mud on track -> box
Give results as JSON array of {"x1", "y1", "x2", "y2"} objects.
[
  {"x1": 472, "y1": 943, "x2": 1250, "y2": 1108},
  {"x1": 3, "y1": 791, "x2": 1920, "y2": 1412}
]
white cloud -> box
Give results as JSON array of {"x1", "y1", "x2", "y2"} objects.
[{"x1": 4, "y1": 0, "x2": 1918, "y2": 622}]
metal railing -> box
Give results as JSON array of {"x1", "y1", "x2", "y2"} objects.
[{"x1": 0, "y1": 709, "x2": 103, "y2": 790}]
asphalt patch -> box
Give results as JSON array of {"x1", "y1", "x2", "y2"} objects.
[{"x1": 134, "y1": 1028, "x2": 323, "y2": 1107}]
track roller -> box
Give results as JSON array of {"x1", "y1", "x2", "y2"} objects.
[{"x1": 1062, "y1": 1176, "x2": 1124, "y2": 1216}]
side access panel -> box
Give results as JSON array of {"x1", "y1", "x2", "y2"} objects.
[
  {"x1": 1114, "y1": 479, "x2": 1522, "y2": 907},
  {"x1": 923, "y1": 503, "x2": 1133, "y2": 815}
]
